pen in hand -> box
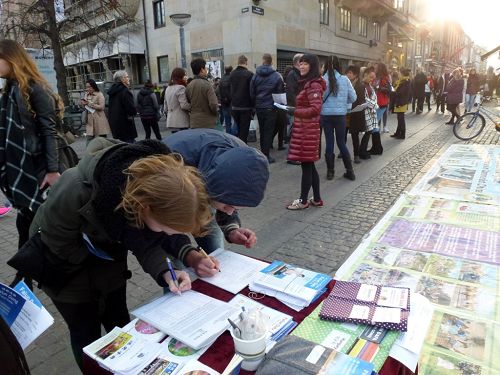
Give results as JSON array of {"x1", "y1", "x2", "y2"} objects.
[
  {"x1": 166, "y1": 257, "x2": 181, "y2": 295},
  {"x1": 198, "y1": 247, "x2": 221, "y2": 272}
]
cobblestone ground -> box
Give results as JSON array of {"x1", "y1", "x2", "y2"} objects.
[{"x1": 0, "y1": 109, "x2": 498, "y2": 374}]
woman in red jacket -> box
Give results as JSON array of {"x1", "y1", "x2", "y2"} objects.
[{"x1": 287, "y1": 54, "x2": 326, "y2": 210}]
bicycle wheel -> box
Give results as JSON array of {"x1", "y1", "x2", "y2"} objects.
[{"x1": 453, "y1": 112, "x2": 486, "y2": 141}]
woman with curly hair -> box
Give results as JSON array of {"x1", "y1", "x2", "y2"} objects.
[{"x1": 0, "y1": 39, "x2": 61, "y2": 288}]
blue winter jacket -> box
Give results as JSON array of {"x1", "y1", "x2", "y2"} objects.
[
  {"x1": 164, "y1": 129, "x2": 269, "y2": 207},
  {"x1": 250, "y1": 64, "x2": 285, "y2": 109},
  {"x1": 320, "y1": 71, "x2": 357, "y2": 116}
]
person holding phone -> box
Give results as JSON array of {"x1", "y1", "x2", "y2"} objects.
[{"x1": 81, "y1": 79, "x2": 111, "y2": 145}]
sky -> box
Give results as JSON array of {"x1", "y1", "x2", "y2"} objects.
[{"x1": 425, "y1": 0, "x2": 499, "y2": 68}]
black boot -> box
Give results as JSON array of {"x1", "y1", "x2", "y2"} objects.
[
  {"x1": 342, "y1": 156, "x2": 356, "y2": 181},
  {"x1": 369, "y1": 132, "x2": 383, "y2": 155},
  {"x1": 325, "y1": 154, "x2": 335, "y2": 180}
]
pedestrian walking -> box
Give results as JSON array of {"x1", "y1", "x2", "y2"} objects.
[
  {"x1": 286, "y1": 54, "x2": 326, "y2": 210},
  {"x1": 0, "y1": 39, "x2": 62, "y2": 289},
  {"x1": 82, "y1": 79, "x2": 111, "y2": 145},
  {"x1": 107, "y1": 70, "x2": 137, "y2": 143},
  {"x1": 391, "y1": 67, "x2": 411, "y2": 139},
  {"x1": 186, "y1": 58, "x2": 219, "y2": 129},
  {"x1": 465, "y1": 68, "x2": 480, "y2": 112},
  {"x1": 250, "y1": 53, "x2": 285, "y2": 164},
  {"x1": 219, "y1": 65, "x2": 235, "y2": 135},
  {"x1": 436, "y1": 68, "x2": 450, "y2": 114},
  {"x1": 320, "y1": 55, "x2": 356, "y2": 180},
  {"x1": 412, "y1": 67, "x2": 427, "y2": 113},
  {"x1": 346, "y1": 65, "x2": 365, "y2": 164},
  {"x1": 137, "y1": 80, "x2": 162, "y2": 140},
  {"x1": 230, "y1": 55, "x2": 254, "y2": 143},
  {"x1": 371, "y1": 62, "x2": 391, "y2": 154},
  {"x1": 424, "y1": 74, "x2": 433, "y2": 111},
  {"x1": 164, "y1": 67, "x2": 191, "y2": 133},
  {"x1": 445, "y1": 68, "x2": 465, "y2": 125},
  {"x1": 359, "y1": 67, "x2": 379, "y2": 159}
]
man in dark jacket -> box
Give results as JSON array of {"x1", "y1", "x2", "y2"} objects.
[
  {"x1": 137, "y1": 80, "x2": 162, "y2": 140},
  {"x1": 107, "y1": 70, "x2": 137, "y2": 143},
  {"x1": 250, "y1": 53, "x2": 285, "y2": 163},
  {"x1": 436, "y1": 68, "x2": 450, "y2": 114},
  {"x1": 412, "y1": 67, "x2": 427, "y2": 114},
  {"x1": 165, "y1": 129, "x2": 269, "y2": 265},
  {"x1": 219, "y1": 66, "x2": 234, "y2": 135},
  {"x1": 230, "y1": 55, "x2": 254, "y2": 143}
]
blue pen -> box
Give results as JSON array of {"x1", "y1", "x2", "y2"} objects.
[{"x1": 166, "y1": 257, "x2": 181, "y2": 294}]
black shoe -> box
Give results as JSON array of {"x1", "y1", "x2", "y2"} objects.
[
  {"x1": 287, "y1": 160, "x2": 301, "y2": 165},
  {"x1": 359, "y1": 154, "x2": 371, "y2": 160},
  {"x1": 278, "y1": 146, "x2": 286, "y2": 150},
  {"x1": 444, "y1": 121, "x2": 454, "y2": 125},
  {"x1": 395, "y1": 135, "x2": 405, "y2": 139},
  {"x1": 267, "y1": 156, "x2": 275, "y2": 164},
  {"x1": 369, "y1": 149, "x2": 383, "y2": 155},
  {"x1": 390, "y1": 133, "x2": 399, "y2": 138}
]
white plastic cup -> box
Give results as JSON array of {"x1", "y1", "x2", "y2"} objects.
[{"x1": 230, "y1": 329, "x2": 266, "y2": 371}]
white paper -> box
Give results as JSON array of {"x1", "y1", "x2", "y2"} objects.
[
  {"x1": 178, "y1": 360, "x2": 220, "y2": 375},
  {"x1": 372, "y1": 307, "x2": 401, "y2": 323},
  {"x1": 321, "y1": 329, "x2": 351, "y2": 351},
  {"x1": 273, "y1": 102, "x2": 294, "y2": 111},
  {"x1": 272, "y1": 93, "x2": 287, "y2": 105},
  {"x1": 356, "y1": 284, "x2": 377, "y2": 302},
  {"x1": 349, "y1": 305, "x2": 370, "y2": 320},
  {"x1": 122, "y1": 318, "x2": 166, "y2": 343},
  {"x1": 305, "y1": 345, "x2": 326, "y2": 364},
  {"x1": 131, "y1": 290, "x2": 238, "y2": 350},
  {"x1": 389, "y1": 344, "x2": 419, "y2": 372},
  {"x1": 198, "y1": 249, "x2": 268, "y2": 294},
  {"x1": 83, "y1": 327, "x2": 163, "y2": 375},
  {"x1": 349, "y1": 102, "x2": 370, "y2": 113},
  {"x1": 85, "y1": 105, "x2": 96, "y2": 113},
  {"x1": 395, "y1": 293, "x2": 434, "y2": 354},
  {"x1": 378, "y1": 287, "x2": 409, "y2": 309}
]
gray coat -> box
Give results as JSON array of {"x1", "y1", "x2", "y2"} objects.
[{"x1": 164, "y1": 84, "x2": 191, "y2": 129}]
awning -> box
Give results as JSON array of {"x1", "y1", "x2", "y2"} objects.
[{"x1": 387, "y1": 22, "x2": 414, "y2": 42}]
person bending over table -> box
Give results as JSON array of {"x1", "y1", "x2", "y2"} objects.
[
  {"x1": 165, "y1": 128, "x2": 270, "y2": 276},
  {"x1": 27, "y1": 138, "x2": 212, "y2": 370}
]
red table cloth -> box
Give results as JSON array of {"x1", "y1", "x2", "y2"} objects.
[{"x1": 83, "y1": 279, "x2": 417, "y2": 375}]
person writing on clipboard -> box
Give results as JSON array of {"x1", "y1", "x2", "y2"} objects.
[{"x1": 165, "y1": 128, "x2": 270, "y2": 276}]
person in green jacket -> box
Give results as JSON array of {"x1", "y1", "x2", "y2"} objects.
[{"x1": 28, "y1": 138, "x2": 213, "y2": 369}]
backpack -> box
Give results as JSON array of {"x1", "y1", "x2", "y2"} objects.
[{"x1": 219, "y1": 76, "x2": 232, "y2": 105}]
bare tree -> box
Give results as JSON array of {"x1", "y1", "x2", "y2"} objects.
[{"x1": 0, "y1": 0, "x2": 140, "y2": 105}]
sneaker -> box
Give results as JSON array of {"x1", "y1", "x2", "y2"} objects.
[
  {"x1": 308, "y1": 198, "x2": 324, "y2": 207},
  {"x1": 0, "y1": 206, "x2": 12, "y2": 217},
  {"x1": 383, "y1": 128, "x2": 390, "y2": 133},
  {"x1": 286, "y1": 199, "x2": 309, "y2": 210}
]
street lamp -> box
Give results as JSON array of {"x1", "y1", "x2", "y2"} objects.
[{"x1": 170, "y1": 13, "x2": 191, "y2": 69}]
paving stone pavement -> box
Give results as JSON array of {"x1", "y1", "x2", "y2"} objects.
[{"x1": 0, "y1": 109, "x2": 498, "y2": 374}]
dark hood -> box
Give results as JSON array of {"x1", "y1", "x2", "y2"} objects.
[
  {"x1": 107, "y1": 82, "x2": 128, "y2": 97},
  {"x1": 139, "y1": 87, "x2": 153, "y2": 96},
  {"x1": 165, "y1": 129, "x2": 269, "y2": 207},
  {"x1": 256, "y1": 64, "x2": 277, "y2": 77}
]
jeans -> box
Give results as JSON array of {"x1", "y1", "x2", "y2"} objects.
[
  {"x1": 256, "y1": 109, "x2": 278, "y2": 157},
  {"x1": 221, "y1": 106, "x2": 236, "y2": 135},
  {"x1": 300, "y1": 162, "x2": 320, "y2": 203},
  {"x1": 52, "y1": 286, "x2": 130, "y2": 370},
  {"x1": 194, "y1": 218, "x2": 225, "y2": 254},
  {"x1": 424, "y1": 92, "x2": 431, "y2": 110},
  {"x1": 320, "y1": 115, "x2": 349, "y2": 157},
  {"x1": 465, "y1": 94, "x2": 476, "y2": 112},
  {"x1": 232, "y1": 110, "x2": 253, "y2": 143},
  {"x1": 396, "y1": 112, "x2": 406, "y2": 136},
  {"x1": 436, "y1": 94, "x2": 445, "y2": 113}
]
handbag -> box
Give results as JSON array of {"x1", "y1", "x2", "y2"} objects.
[
  {"x1": 7, "y1": 231, "x2": 85, "y2": 294},
  {"x1": 81, "y1": 110, "x2": 88, "y2": 125}
]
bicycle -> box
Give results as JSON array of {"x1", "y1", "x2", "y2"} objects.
[{"x1": 453, "y1": 92, "x2": 500, "y2": 141}]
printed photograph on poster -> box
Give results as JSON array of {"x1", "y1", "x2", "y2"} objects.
[
  {"x1": 393, "y1": 250, "x2": 429, "y2": 272},
  {"x1": 432, "y1": 313, "x2": 487, "y2": 362},
  {"x1": 458, "y1": 261, "x2": 497, "y2": 289},
  {"x1": 205, "y1": 61, "x2": 221, "y2": 79},
  {"x1": 419, "y1": 350, "x2": 483, "y2": 375},
  {"x1": 424, "y1": 255, "x2": 462, "y2": 279},
  {"x1": 416, "y1": 277, "x2": 456, "y2": 306},
  {"x1": 383, "y1": 269, "x2": 420, "y2": 291},
  {"x1": 348, "y1": 263, "x2": 388, "y2": 284},
  {"x1": 364, "y1": 245, "x2": 401, "y2": 266}
]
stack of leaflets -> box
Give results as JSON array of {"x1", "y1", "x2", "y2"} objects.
[
  {"x1": 131, "y1": 290, "x2": 238, "y2": 350},
  {"x1": 319, "y1": 281, "x2": 410, "y2": 331},
  {"x1": 317, "y1": 349, "x2": 374, "y2": 375},
  {"x1": 249, "y1": 260, "x2": 332, "y2": 311},
  {"x1": 0, "y1": 281, "x2": 54, "y2": 349},
  {"x1": 228, "y1": 294, "x2": 297, "y2": 350}
]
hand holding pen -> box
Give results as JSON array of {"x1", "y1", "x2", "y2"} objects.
[{"x1": 164, "y1": 257, "x2": 191, "y2": 295}]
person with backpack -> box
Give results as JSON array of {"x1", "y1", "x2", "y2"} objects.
[
  {"x1": 0, "y1": 39, "x2": 64, "y2": 289},
  {"x1": 137, "y1": 80, "x2": 162, "y2": 140},
  {"x1": 219, "y1": 65, "x2": 235, "y2": 135}
]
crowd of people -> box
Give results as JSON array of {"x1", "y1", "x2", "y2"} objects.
[{"x1": 0, "y1": 36, "x2": 495, "y2": 372}]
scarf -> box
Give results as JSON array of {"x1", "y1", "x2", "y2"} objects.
[{"x1": 0, "y1": 83, "x2": 44, "y2": 210}]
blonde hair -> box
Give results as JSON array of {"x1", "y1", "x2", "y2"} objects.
[
  {"x1": 118, "y1": 154, "x2": 212, "y2": 236},
  {"x1": 0, "y1": 39, "x2": 53, "y2": 114}
]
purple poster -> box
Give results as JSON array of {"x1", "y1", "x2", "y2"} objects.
[{"x1": 378, "y1": 219, "x2": 499, "y2": 265}]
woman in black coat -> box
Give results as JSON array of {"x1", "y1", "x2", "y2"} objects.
[
  {"x1": 107, "y1": 70, "x2": 137, "y2": 143},
  {"x1": 137, "y1": 80, "x2": 162, "y2": 140},
  {"x1": 346, "y1": 65, "x2": 365, "y2": 164}
]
